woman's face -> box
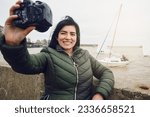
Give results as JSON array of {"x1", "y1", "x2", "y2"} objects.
[{"x1": 57, "y1": 25, "x2": 77, "y2": 54}]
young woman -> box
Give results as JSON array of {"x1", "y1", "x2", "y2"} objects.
[{"x1": 0, "y1": 1, "x2": 114, "y2": 100}]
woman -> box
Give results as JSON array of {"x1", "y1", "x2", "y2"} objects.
[{"x1": 0, "y1": 1, "x2": 114, "y2": 100}]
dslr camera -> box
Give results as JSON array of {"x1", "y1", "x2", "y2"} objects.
[{"x1": 13, "y1": 0, "x2": 52, "y2": 32}]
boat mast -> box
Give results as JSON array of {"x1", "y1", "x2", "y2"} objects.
[
  {"x1": 96, "y1": 12, "x2": 117, "y2": 59},
  {"x1": 109, "y1": 3, "x2": 123, "y2": 58}
]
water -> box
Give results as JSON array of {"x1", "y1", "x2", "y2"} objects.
[{"x1": 0, "y1": 46, "x2": 148, "y2": 65}]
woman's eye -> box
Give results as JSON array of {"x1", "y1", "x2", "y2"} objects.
[
  {"x1": 71, "y1": 33, "x2": 76, "y2": 36},
  {"x1": 60, "y1": 32, "x2": 66, "y2": 35}
]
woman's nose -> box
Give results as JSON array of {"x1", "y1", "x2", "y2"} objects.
[{"x1": 65, "y1": 34, "x2": 71, "y2": 40}]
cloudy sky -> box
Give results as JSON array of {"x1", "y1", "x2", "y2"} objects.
[{"x1": 0, "y1": 0, "x2": 150, "y2": 49}]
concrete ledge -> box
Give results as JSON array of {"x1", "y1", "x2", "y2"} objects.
[
  {"x1": 0, "y1": 65, "x2": 150, "y2": 100},
  {"x1": 109, "y1": 89, "x2": 150, "y2": 100},
  {"x1": 0, "y1": 65, "x2": 43, "y2": 100}
]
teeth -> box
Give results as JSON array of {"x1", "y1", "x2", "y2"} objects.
[{"x1": 63, "y1": 41, "x2": 72, "y2": 44}]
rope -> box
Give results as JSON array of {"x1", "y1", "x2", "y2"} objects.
[{"x1": 96, "y1": 3, "x2": 123, "y2": 59}]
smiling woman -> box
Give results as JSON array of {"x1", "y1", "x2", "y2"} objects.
[{"x1": 0, "y1": 1, "x2": 114, "y2": 100}]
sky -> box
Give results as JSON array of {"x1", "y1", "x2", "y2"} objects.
[{"x1": 0, "y1": 0, "x2": 150, "y2": 50}]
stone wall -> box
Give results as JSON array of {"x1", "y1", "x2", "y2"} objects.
[
  {"x1": 0, "y1": 65, "x2": 150, "y2": 100},
  {"x1": 0, "y1": 65, "x2": 44, "y2": 100}
]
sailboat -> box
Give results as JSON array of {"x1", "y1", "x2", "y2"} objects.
[
  {"x1": 99, "y1": 54, "x2": 129, "y2": 67},
  {"x1": 96, "y1": 3, "x2": 129, "y2": 67}
]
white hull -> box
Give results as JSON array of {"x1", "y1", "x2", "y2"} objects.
[{"x1": 98, "y1": 57, "x2": 129, "y2": 67}]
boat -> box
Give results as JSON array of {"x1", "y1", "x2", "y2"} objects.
[
  {"x1": 96, "y1": 3, "x2": 130, "y2": 67},
  {"x1": 99, "y1": 55, "x2": 129, "y2": 67}
]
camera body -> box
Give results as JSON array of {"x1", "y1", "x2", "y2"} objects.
[{"x1": 13, "y1": 0, "x2": 52, "y2": 32}]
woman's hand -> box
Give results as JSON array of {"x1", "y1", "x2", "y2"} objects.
[
  {"x1": 4, "y1": 1, "x2": 35, "y2": 46},
  {"x1": 92, "y1": 93, "x2": 104, "y2": 100}
]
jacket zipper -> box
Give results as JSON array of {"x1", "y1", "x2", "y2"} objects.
[{"x1": 71, "y1": 58, "x2": 79, "y2": 100}]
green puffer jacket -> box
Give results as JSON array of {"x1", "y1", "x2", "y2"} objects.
[{"x1": 0, "y1": 37, "x2": 114, "y2": 100}]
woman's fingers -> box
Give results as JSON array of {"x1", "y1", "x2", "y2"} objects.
[
  {"x1": 15, "y1": 0, "x2": 22, "y2": 4},
  {"x1": 9, "y1": 4, "x2": 20, "y2": 16},
  {"x1": 23, "y1": 26, "x2": 36, "y2": 36},
  {"x1": 9, "y1": 0, "x2": 22, "y2": 16},
  {"x1": 5, "y1": 15, "x2": 18, "y2": 25}
]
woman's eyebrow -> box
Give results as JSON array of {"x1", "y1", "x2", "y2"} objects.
[{"x1": 60, "y1": 30, "x2": 76, "y2": 34}]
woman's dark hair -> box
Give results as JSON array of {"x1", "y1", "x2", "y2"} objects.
[{"x1": 48, "y1": 16, "x2": 80, "y2": 49}]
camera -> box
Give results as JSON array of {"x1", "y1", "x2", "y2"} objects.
[{"x1": 13, "y1": 0, "x2": 52, "y2": 32}]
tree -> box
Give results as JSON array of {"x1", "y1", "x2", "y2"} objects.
[{"x1": 41, "y1": 39, "x2": 48, "y2": 46}]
